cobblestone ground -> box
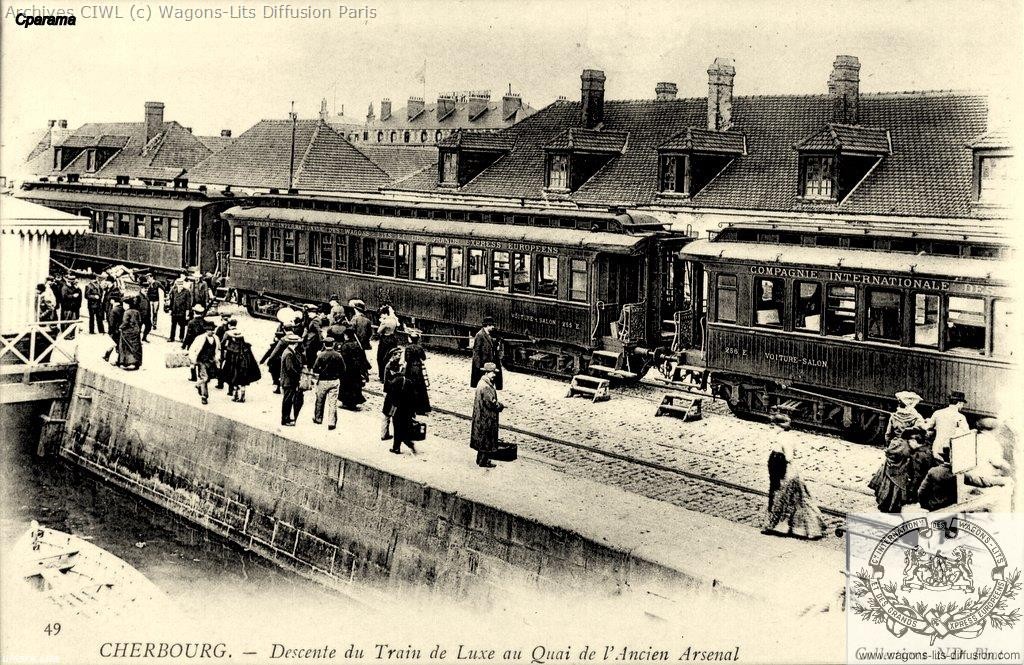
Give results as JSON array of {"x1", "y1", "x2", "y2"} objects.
[{"x1": 142, "y1": 306, "x2": 882, "y2": 544}]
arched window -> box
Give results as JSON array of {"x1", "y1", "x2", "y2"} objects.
[
  {"x1": 390, "y1": 131, "x2": 397, "y2": 143},
  {"x1": 420, "y1": 130, "x2": 428, "y2": 143},
  {"x1": 403, "y1": 130, "x2": 410, "y2": 143},
  {"x1": 377, "y1": 131, "x2": 384, "y2": 143},
  {"x1": 434, "y1": 130, "x2": 443, "y2": 143},
  {"x1": 363, "y1": 132, "x2": 369, "y2": 141}
]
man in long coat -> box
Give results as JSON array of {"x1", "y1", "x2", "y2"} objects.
[
  {"x1": 117, "y1": 298, "x2": 143, "y2": 370},
  {"x1": 279, "y1": 333, "x2": 305, "y2": 426},
  {"x1": 102, "y1": 294, "x2": 124, "y2": 363},
  {"x1": 351, "y1": 305, "x2": 373, "y2": 351},
  {"x1": 470, "y1": 363, "x2": 504, "y2": 468},
  {"x1": 169, "y1": 277, "x2": 193, "y2": 343},
  {"x1": 471, "y1": 317, "x2": 502, "y2": 389},
  {"x1": 84, "y1": 273, "x2": 106, "y2": 334}
]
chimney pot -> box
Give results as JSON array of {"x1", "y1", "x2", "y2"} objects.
[
  {"x1": 707, "y1": 58, "x2": 736, "y2": 131},
  {"x1": 502, "y1": 91, "x2": 523, "y2": 120},
  {"x1": 581, "y1": 68, "x2": 606, "y2": 129},
  {"x1": 380, "y1": 99, "x2": 392, "y2": 122},
  {"x1": 220, "y1": 129, "x2": 232, "y2": 137},
  {"x1": 48, "y1": 120, "x2": 56, "y2": 128},
  {"x1": 829, "y1": 55, "x2": 860, "y2": 124},
  {"x1": 59, "y1": 119, "x2": 67, "y2": 128},
  {"x1": 436, "y1": 95, "x2": 456, "y2": 121},
  {"x1": 144, "y1": 101, "x2": 165, "y2": 145},
  {"x1": 408, "y1": 97, "x2": 425, "y2": 120},
  {"x1": 655, "y1": 82, "x2": 677, "y2": 101}
]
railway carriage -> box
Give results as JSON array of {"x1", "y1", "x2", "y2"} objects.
[
  {"x1": 676, "y1": 225, "x2": 1014, "y2": 440},
  {"x1": 19, "y1": 181, "x2": 236, "y2": 277},
  {"x1": 223, "y1": 197, "x2": 688, "y2": 375}
]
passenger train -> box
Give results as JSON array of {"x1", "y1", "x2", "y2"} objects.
[{"x1": 21, "y1": 180, "x2": 1014, "y2": 441}]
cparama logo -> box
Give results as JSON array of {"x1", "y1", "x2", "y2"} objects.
[{"x1": 849, "y1": 516, "x2": 1021, "y2": 645}]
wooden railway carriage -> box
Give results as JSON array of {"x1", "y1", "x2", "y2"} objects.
[
  {"x1": 678, "y1": 235, "x2": 1014, "y2": 440},
  {"x1": 19, "y1": 182, "x2": 235, "y2": 277},
  {"x1": 223, "y1": 200, "x2": 683, "y2": 375}
]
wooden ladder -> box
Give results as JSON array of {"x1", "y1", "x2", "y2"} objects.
[
  {"x1": 655, "y1": 394, "x2": 703, "y2": 421},
  {"x1": 566, "y1": 375, "x2": 611, "y2": 403}
]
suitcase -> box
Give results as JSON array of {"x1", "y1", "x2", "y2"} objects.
[
  {"x1": 165, "y1": 351, "x2": 191, "y2": 368},
  {"x1": 410, "y1": 419, "x2": 427, "y2": 441},
  {"x1": 490, "y1": 443, "x2": 518, "y2": 462}
]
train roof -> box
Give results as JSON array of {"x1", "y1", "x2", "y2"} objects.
[
  {"x1": 712, "y1": 216, "x2": 1009, "y2": 243},
  {"x1": 681, "y1": 239, "x2": 1009, "y2": 282},
  {"x1": 224, "y1": 205, "x2": 654, "y2": 254},
  {"x1": 18, "y1": 184, "x2": 229, "y2": 211}
]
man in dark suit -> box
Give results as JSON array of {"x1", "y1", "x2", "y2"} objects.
[
  {"x1": 350, "y1": 304, "x2": 373, "y2": 351},
  {"x1": 84, "y1": 273, "x2": 106, "y2": 334},
  {"x1": 279, "y1": 333, "x2": 305, "y2": 426},
  {"x1": 471, "y1": 316, "x2": 502, "y2": 390}
]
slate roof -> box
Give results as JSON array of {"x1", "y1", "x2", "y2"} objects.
[
  {"x1": 659, "y1": 127, "x2": 746, "y2": 154},
  {"x1": 186, "y1": 119, "x2": 389, "y2": 192},
  {"x1": 368, "y1": 97, "x2": 536, "y2": 131},
  {"x1": 545, "y1": 128, "x2": 628, "y2": 153},
  {"x1": 795, "y1": 123, "x2": 891, "y2": 154},
  {"x1": 45, "y1": 120, "x2": 214, "y2": 181},
  {"x1": 354, "y1": 144, "x2": 437, "y2": 181},
  {"x1": 388, "y1": 92, "x2": 989, "y2": 218},
  {"x1": 967, "y1": 129, "x2": 1010, "y2": 150},
  {"x1": 195, "y1": 134, "x2": 235, "y2": 153}
]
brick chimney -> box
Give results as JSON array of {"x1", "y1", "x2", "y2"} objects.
[
  {"x1": 707, "y1": 58, "x2": 735, "y2": 131},
  {"x1": 380, "y1": 99, "x2": 392, "y2": 122},
  {"x1": 829, "y1": 55, "x2": 860, "y2": 124},
  {"x1": 144, "y1": 101, "x2": 164, "y2": 146},
  {"x1": 436, "y1": 95, "x2": 456, "y2": 121},
  {"x1": 220, "y1": 129, "x2": 232, "y2": 137},
  {"x1": 502, "y1": 92, "x2": 522, "y2": 120},
  {"x1": 366, "y1": 101, "x2": 375, "y2": 121},
  {"x1": 467, "y1": 92, "x2": 490, "y2": 121},
  {"x1": 581, "y1": 69, "x2": 606, "y2": 129},
  {"x1": 319, "y1": 98, "x2": 329, "y2": 122},
  {"x1": 655, "y1": 82, "x2": 678, "y2": 101},
  {"x1": 407, "y1": 97, "x2": 425, "y2": 120}
]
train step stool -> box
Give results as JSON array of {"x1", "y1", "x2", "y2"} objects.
[
  {"x1": 655, "y1": 394, "x2": 703, "y2": 421},
  {"x1": 566, "y1": 375, "x2": 611, "y2": 403},
  {"x1": 587, "y1": 349, "x2": 638, "y2": 381}
]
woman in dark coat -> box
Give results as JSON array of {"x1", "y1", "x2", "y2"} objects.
[
  {"x1": 375, "y1": 305, "x2": 401, "y2": 383},
  {"x1": 403, "y1": 332, "x2": 431, "y2": 415},
  {"x1": 222, "y1": 330, "x2": 262, "y2": 402},
  {"x1": 117, "y1": 298, "x2": 143, "y2": 370},
  {"x1": 338, "y1": 329, "x2": 369, "y2": 410},
  {"x1": 868, "y1": 433, "x2": 913, "y2": 513},
  {"x1": 261, "y1": 330, "x2": 287, "y2": 394},
  {"x1": 904, "y1": 426, "x2": 937, "y2": 504}
]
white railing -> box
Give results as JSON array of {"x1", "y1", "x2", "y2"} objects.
[{"x1": 0, "y1": 319, "x2": 81, "y2": 374}]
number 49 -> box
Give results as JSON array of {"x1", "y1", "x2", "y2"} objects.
[{"x1": 44, "y1": 623, "x2": 61, "y2": 636}]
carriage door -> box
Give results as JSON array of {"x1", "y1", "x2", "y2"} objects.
[
  {"x1": 659, "y1": 240, "x2": 698, "y2": 351},
  {"x1": 183, "y1": 210, "x2": 200, "y2": 270}
]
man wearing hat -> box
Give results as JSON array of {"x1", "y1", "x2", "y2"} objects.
[
  {"x1": 101, "y1": 293, "x2": 124, "y2": 363},
  {"x1": 60, "y1": 273, "x2": 83, "y2": 324},
  {"x1": 168, "y1": 274, "x2": 194, "y2": 343},
  {"x1": 182, "y1": 304, "x2": 207, "y2": 381},
  {"x1": 189, "y1": 321, "x2": 220, "y2": 405},
  {"x1": 471, "y1": 317, "x2": 502, "y2": 390},
  {"x1": 350, "y1": 302, "x2": 373, "y2": 351},
  {"x1": 279, "y1": 333, "x2": 305, "y2": 426},
  {"x1": 312, "y1": 337, "x2": 345, "y2": 430},
  {"x1": 470, "y1": 362, "x2": 504, "y2": 467},
  {"x1": 84, "y1": 272, "x2": 106, "y2": 334},
  {"x1": 928, "y1": 391, "x2": 970, "y2": 461},
  {"x1": 191, "y1": 272, "x2": 212, "y2": 316}
]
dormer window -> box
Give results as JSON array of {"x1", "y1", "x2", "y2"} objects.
[
  {"x1": 440, "y1": 151, "x2": 459, "y2": 185},
  {"x1": 547, "y1": 154, "x2": 569, "y2": 190},
  {"x1": 85, "y1": 149, "x2": 97, "y2": 172},
  {"x1": 794, "y1": 124, "x2": 890, "y2": 204},
  {"x1": 656, "y1": 127, "x2": 745, "y2": 197},
  {"x1": 436, "y1": 131, "x2": 512, "y2": 187},
  {"x1": 979, "y1": 156, "x2": 1010, "y2": 204}
]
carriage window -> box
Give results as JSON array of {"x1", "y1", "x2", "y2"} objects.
[
  {"x1": 151, "y1": 217, "x2": 165, "y2": 241},
  {"x1": 232, "y1": 227, "x2": 244, "y2": 257},
  {"x1": 169, "y1": 217, "x2": 180, "y2": 243},
  {"x1": 468, "y1": 248, "x2": 486, "y2": 287},
  {"x1": 492, "y1": 251, "x2": 511, "y2": 293},
  {"x1": 307, "y1": 231, "x2": 320, "y2": 265},
  {"x1": 362, "y1": 238, "x2": 376, "y2": 273},
  {"x1": 245, "y1": 225, "x2": 258, "y2": 257},
  {"x1": 512, "y1": 253, "x2": 532, "y2": 294},
  {"x1": 428, "y1": 245, "x2": 446, "y2": 282},
  {"x1": 396, "y1": 241, "x2": 410, "y2": 278},
  {"x1": 378, "y1": 240, "x2": 396, "y2": 277},
  {"x1": 104, "y1": 212, "x2": 115, "y2": 234},
  {"x1": 946, "y1": 296, "x2": 986, "y2": 354},
  {"x1": 570, "y1": 259, "x2": 587, "y2": 302},
  {"x1": 118, "y1": 213, "x2": 131, "y2": 235},
  {"x1": 867, "y1": 289, "x2": 902, "y2": 342},
  {"x1": 335, "y1": 235, "x2": 347, "y2": 270},
  {"x1": 753, "y1": 277, "x2": 784, "y2": 327},
  {"x1": 135, "y1": 215, "x2": 147, "y2": 238},
  {"x1": 449, "y1": 247, "x2": 464, "y2": 284},
  {"x1": 793, "y1": 281, "x2": 822, "y2": 332},
  {"x1": 283, "y1": 230, "x2": 295, "y2": 263},
  {"x1": 413, "y1": 243, "x2": 428, "y2": 280},
  {"x1": 536, "y1": 255, "x2": 558, "y2": 297},
  {"x1": 258, "y1": 228, "x2": 269, "y2": 259},
  {"x1": 318, "y1": 233, "x2": 333, "y2": 268},
  {"x1": 825, "y1": 285, "x2": 856, "y2": 338},
  {"x1": 913, "y1": 293, "x2": 940, "y2": 347},
  {"x1": 992, "y1": 299, "x2": 1012, "y2": 358},
  {"x1": 348, "y1": 236, "x2": 361, "y2": 272},
  {"x1": 295, "y1": 231, "x2": 307, "y2": 265},
  {"x1": 269, "y1": 229, "x2": 283, "y2": 261},
  {"x1": 716, "y1": 274, "x2": 737, "y2": 323}
]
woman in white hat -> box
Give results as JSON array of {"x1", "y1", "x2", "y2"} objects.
[{"x1": 885, "y1": 391, "x2": 927, "y2": 444}]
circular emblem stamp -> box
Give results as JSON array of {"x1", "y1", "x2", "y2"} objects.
[{"x1": 849, "y1": 516, "x2": 1022, "y2": 645}]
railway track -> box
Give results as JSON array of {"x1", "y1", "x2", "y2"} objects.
[{"x1": 360, "y1": 384, "x2": 851, "y2": 541}]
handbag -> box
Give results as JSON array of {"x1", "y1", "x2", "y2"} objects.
[
  {"x1": 299, "y1": 367, "x2": 314, "y2": 391},
  {"x1": 410, "y1": 419, "x2": 427, "y2": 441},
  {"x1": 490, "y1": 442, "x2": 518, "y2": 462}
]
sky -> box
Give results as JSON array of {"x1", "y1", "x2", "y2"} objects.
[{"x1": 1, "y1": 0, "x2": 1022, "y2": 178}]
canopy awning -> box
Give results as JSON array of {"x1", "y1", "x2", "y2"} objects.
[
  {"x1": 1, "y1": 196, "x2": 89, "y2": 236},
  {"x1": 224, "y1": 206, "x2": 652, "y2": 254},
  {"x1": 680, "y1": 239, "x2": 1009, "y2": 283}
]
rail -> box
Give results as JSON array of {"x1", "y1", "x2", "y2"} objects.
[{"x1": 0, "y1": 319, "x2": 81, "y2": 375}]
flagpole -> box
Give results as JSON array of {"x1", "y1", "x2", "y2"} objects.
[{"x1": 288, "y1": 101, "x2": 297, "y2": 191}]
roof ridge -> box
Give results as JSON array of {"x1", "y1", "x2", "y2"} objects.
[
  {"x1": 293, "y1": 121, "x2": 322, "y2": 184},
  {"x1": 599, "y1": 89, "x2": 986, "y2": 104}
]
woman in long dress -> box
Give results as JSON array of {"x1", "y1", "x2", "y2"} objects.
[
  {"x1": 885, "y1": 391, "x2": 927, "y2": 443},
  {"x1": 763, "y1": 417, "x2": 826, "y2": 539},
  {"x1": 375, "y1": 305, "x2": 401, "y2": 383},
  {"x1": 868, "y1": 433, "x2": 913, "y2": 513},
  {"x1": 117, "y1": 298, "x2": 143, "y2": 370},
  {"x1": 221, "y1": 330, "x2": 262, "y2": 402},
  {"x1": 338, "y1": 329, "x2": 369, "y2": 410},
  {"x1": 403, "y1": 331, "x2": 431, "y2": 415}
]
